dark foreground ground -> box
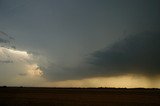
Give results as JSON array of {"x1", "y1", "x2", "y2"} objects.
[{"x1": 0, "y1": 87, "x2": 160, "y2": 106}]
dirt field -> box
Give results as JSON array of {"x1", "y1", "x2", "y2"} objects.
[{"x1": 0, "y1": 87, "x2": 160, "y2": 106}]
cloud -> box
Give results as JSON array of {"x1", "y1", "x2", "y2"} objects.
[
  {"x1": 43, "y1": 31, "x2": 160, "y2": 81},
  {"x1": 0, "y1": 46, "x2": 47, "y2": 86},
  {"x1": 0, "y1": 31, "x2": 10, "y2": 43},
  {"x1": 1, "y1": 31, "x2": 160, "y2": 86},
  {"x1": 89, "y1": 31, "x2": 160, "y2": 76},
  {"x1": 0, "y1": 46, "x2": 44, "y2": 75},
  {"x1": 0, "y1": 31, "x2": 15, "y2": 48},
  {"x1": 0, "y1": 38, "x2": 10, "y2": 43},
  {"x1": 0, "y1": 31, "x2": 46, "y2": 86}
]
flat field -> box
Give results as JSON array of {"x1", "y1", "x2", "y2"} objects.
[{"x1": 0, "y1": 87, "x2": 160, "y2": 106}]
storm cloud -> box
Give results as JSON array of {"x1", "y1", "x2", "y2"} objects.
[
  {"x1": 0, "y1": 0, "x2": 160, "y2": 87},
  {"x1": 89, "y1": 31, "x2": 160, "y2": 76},
  {"x1": 44, "y1": 31, "x2": 160, "y2": 81}
]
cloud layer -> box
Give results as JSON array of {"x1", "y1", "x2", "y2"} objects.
[
  {"x1": 43, "y1": 31, "x2": 160, "y2": 81},
  {"x1": 89, "y1": 31, "x2": 160, "y2": 76},
  {"x1": 1, "y1": 31, "x2": 160, "y2": 86}
]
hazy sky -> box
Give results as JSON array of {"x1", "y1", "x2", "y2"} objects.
[{"x1": 0, "y1": 0, "x2": 160, "y2": 87}]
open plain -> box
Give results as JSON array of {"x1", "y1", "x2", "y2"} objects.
[{"x1": 0, "y1": 87, "x2": 160, "y2": 106}]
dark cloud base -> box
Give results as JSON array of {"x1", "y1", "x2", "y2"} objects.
[
  {"x1": 44, "y1": 31, "x2": 160, "y2": 81},
  {"x1": 89, "y1": 31, "x2": 160, "y2": 75}
]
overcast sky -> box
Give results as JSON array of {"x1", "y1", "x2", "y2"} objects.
[{"x1": 0, "y1": 0, "x2": 160, "y2": 87}]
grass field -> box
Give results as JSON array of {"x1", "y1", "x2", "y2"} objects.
[{"x1": 0, "y1": 87, "x2": 160, "y2": 106}]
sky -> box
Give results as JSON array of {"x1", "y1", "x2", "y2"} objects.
[{"x1": 0, "y1": 0, "x2": 160, "y2": 88}]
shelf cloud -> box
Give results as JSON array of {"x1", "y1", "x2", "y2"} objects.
[
  {"x1": 43, "y1": 31, "x2": 160, "y2": 81},
  {"x1": 89, "y1": 31, "x2": 160, "y2": 76}
]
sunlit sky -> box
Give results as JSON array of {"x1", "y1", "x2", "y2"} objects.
[{"x1": 0, "y1": 0, "x2": 160, "y2": 88}]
